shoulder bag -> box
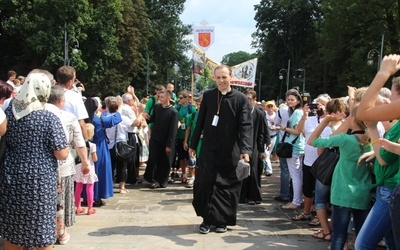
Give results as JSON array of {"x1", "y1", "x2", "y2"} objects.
[
  {"x1": 114, "y1": 124, "x2": 135, "y2": 161},
  {"x1": 310, "y1": 146, "x2": 340, "y2": 185},
  {"x1": 276, "y1": 132, "x2": 299, "y2": 158}
]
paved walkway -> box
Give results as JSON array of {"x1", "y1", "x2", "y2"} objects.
[
  {"x1": 60, "y1": 163, "x2": 331, "y2": 249},
  {"x1": 1, "y1": 163, "x2": 332, "y2": 249}
]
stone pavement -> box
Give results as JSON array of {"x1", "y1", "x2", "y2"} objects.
[
  {"x1": 1, "y1": 163, "x2": 332, "y2": 250},
  {"x1": 56, "y1": 163, "x2": 331, "y2": 250}
]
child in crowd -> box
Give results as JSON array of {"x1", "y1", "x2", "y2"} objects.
[
  {"x1": 308, "y1": 104, "x2": 372, "y2": 250},
  {"x1": 74, "y1": 123, "x2": 98, "y2": 215}
]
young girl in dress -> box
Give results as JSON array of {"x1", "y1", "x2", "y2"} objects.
[{"x1": 75, "y1": 123, "x2": 98, "y2": 215}]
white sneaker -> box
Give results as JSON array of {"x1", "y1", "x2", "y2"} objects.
[{"x1": 186, "y1": 177, "x2": 194, "y2": 188}]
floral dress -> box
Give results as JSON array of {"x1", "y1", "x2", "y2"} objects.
[
  {"x1": 74, "y1": 141, "x2": 98, "y2": 184},
  {"x1": 0, "y1": 108, "x2": 67, "y2": 248}
]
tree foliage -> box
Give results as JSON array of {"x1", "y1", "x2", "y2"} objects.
[
  {"x1": 0, "y1": 0, "x2": 192, "y2": 99},
  {"x1": 252, "y1": 0, "x2": 400, "y2": 101},
  {"x1": 141, "y1": 0, "x2": 192, "y2": 94},
  {"x1": 253, "y1": 0, "x2": 322, "y2": 101},
  {"x1": 221, "y1": 51, "x2": 256, "y2": 66}
]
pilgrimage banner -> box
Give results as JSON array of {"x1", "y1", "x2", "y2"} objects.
[
  {"x1": 192, "y1": 47, "x2": 257, "y2": 91},
  {"x1": 231, "y1": 58, "x2": 258, "y2": 87},
  {"x1": 191, "y1": 46, "x2": 219, "y2": 94}
]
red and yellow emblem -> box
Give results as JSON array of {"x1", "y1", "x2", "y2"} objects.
[{"x1": 198, "y1": 33, "x2": 211, "y2": 47}]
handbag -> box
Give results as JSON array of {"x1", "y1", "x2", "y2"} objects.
[
  {"x1": 114, "y1": 125, "x2": 135, "y2": 161},
  {"x1": 310, "y1": 147, "x2": 339, "y2": 185},
  {"x1": 276, "y1": 132, "x2": 299, "y2": 158}
]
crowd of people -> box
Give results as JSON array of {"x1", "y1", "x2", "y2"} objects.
[{"x1": 0, "y1": 57, "x2": 400, "y2": 250}]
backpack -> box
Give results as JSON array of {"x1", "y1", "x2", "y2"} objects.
[{"x1": 176, "y1": 104, "x2": 194, "y2": 116}]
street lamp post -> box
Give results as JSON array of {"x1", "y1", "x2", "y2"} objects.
[
  {"x1": 258, "y1": 72, "x2": 262, "y2": 100},
  {"x1": 367, "y1": 49, "x2": 380, "y2": 72},
  {"x1": 146, "y1": 52, "x2": 157, "y2": 96},
  {"x1": 367, "y1": 35, "x2": 385, "y2": 72},
  {"x1": 146, "y1": 52, "x2": 150, "y2": 95},
  {"x1": 295, "y1": 68, "x2": 306, "y2": 93},
  {"x1": 64, "y1": 23, "x2": 79, "y2": 66},
  {"x1": 278, "y1": 68, "x2": 287, "y2": 100},
  {"x1": 278, "y1": 59, "x2": 291, "y2": 99}
]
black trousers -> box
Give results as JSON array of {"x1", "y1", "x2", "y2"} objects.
[
  {"x1": 109, "y1": 147, "x2": 127, "y2": 183},
  {"x1": 126, "y1": 133, "x2": 139, "y2": 184}
]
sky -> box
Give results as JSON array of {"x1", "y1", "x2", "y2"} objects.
[{"x1": 179, "y1": 0, "x2": 260, "y2": 64}]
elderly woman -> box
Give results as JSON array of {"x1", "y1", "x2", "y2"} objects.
[
  {"x1": 0, "y1": 72, "x2": 69, "y2": 250},
  {"x1": 46, "y1": 85, "x2": 90, "y2": 245}
]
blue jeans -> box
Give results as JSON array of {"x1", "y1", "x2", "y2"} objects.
[
  {"x1": 331, "y1": 205, "x2": 369, "y2": 250},
  {"x1": 390, "y1": 184, "x2": 400, "y2": 249},
  {"x1": 278, "y1": 158, "x2": 291, "y2": 200},
  {"x1": 355, "y1": 186, "x2": 395, "y2": 250},
  {"x1": 314, "y1": 179, "x2": 331, "y2": 210}
]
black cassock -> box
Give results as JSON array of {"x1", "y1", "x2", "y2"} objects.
[
  {"x1": 144, "y1": 104, "x2": 178, "y2": 187},
  {"x1": 190, "y1": 88, "x2": 253, "y2": 226},
  {"x1": 239, "y1": 105, "x2": 270, "y2": 203}
]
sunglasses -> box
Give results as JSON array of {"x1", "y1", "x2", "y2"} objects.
[
  {"x1": 267, "y1": 105, "x2": 273, "y2": 108},
  {"x1": 179, "y1": 96, "x2": 187, "y2": 99}
]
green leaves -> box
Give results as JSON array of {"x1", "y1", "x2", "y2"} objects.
[{"x1": 0, "y1": 0, "x2": 191, "y2": 100}]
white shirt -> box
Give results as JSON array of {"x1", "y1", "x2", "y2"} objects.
[
  {"x1": 106, "y1": 114, "x2": 133, "y2": 149},
  {"x1": 274, "y1": 105, "x2": 290, "y2": 138},
  {"x1": 377, "y1": 121, "x2": 385, "y2": 137},
  {"x1": 265, "y1": 111, "x2": 277, "y2": 136},
  {"x1": 62, "y1": 89, "x2": 88, "y2": 120},
  {"x1": 6, "y1": 80, "x2": 15, "y2": 88},
  {"x1": 2, "y1": 98, "x2": 12, "y2": 111},
  {"x1": 45, "y1": 103, "x2": 85, "y2": 177},
  {"x1": 303, "y1": 116, "x2": 332, "y2": 166},
  {"x1": 0, "y1": 109, "x2": 5, "y2": 123},
  {"x1": 122, "y1": 104, "x2": 137, "y2": 133}
]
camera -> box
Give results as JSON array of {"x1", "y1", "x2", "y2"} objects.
[{"x1": 309, "y1": 103, "x2": 318, "y2": 110}]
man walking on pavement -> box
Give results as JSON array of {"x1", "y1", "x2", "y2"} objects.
[{"x1": 189, "y1": 64, "x2": 253, "y2": 234}]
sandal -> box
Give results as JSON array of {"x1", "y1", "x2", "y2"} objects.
[
  {"x1": 312, "y1": 230, "x2": 331, "y2": 241},
  {"x1": 87, "y1": 208, "x2": 96, "y2": 215},
  {"x1": 150, "y1": 183, "x2": 160, "y2": 189},
  {"x1": 58, "y1": 232, "x2": 70, "y2": 245},
  {"x1": 75, "y1": 207, "x2": 86, "y2": 215},
  {"x1": 309, "y1": 217, "x2": 321, "y2": 226},
  {"x1": 119, "y1": 189, "x2": 129, "y2": 194},
  {"x1": 281, "y1": 202, "x2": 298, "y2": 210},
  {"x1": 292, "y1": 212, "x2": 311, "y2": 221}
]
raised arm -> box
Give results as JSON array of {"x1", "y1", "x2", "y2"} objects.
[{"x1": 358, "y1": 54, "x2": 400, "y2": 121}]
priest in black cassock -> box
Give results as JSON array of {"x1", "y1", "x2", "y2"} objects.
[
  {"x1": 189, "y1": 65, "x2": 253, "y2": 234},
  {"x1": 239, "y1": 89, "x2": 270, "y2": 205},
  {"x1": 143, "y1": 89, "x2": 178, "y2": 188}
]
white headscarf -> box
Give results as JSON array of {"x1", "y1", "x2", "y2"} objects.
[{"x1": 12, "y1": 73, "x2": 51, "y2": 120}]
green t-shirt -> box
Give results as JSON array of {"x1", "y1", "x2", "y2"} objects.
[
  {"x1": 174, "y1": 104, "x2": 196, "y2": 139},
  {"x1": 144, "y1": 96, "x2": 157, "y2": 128},
  {"x1": 379, "y1": 121, "x2": 400, "y2": 186},
  {"x1": 312, "y1": 133, "x2": 372, "y2": 210}
]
